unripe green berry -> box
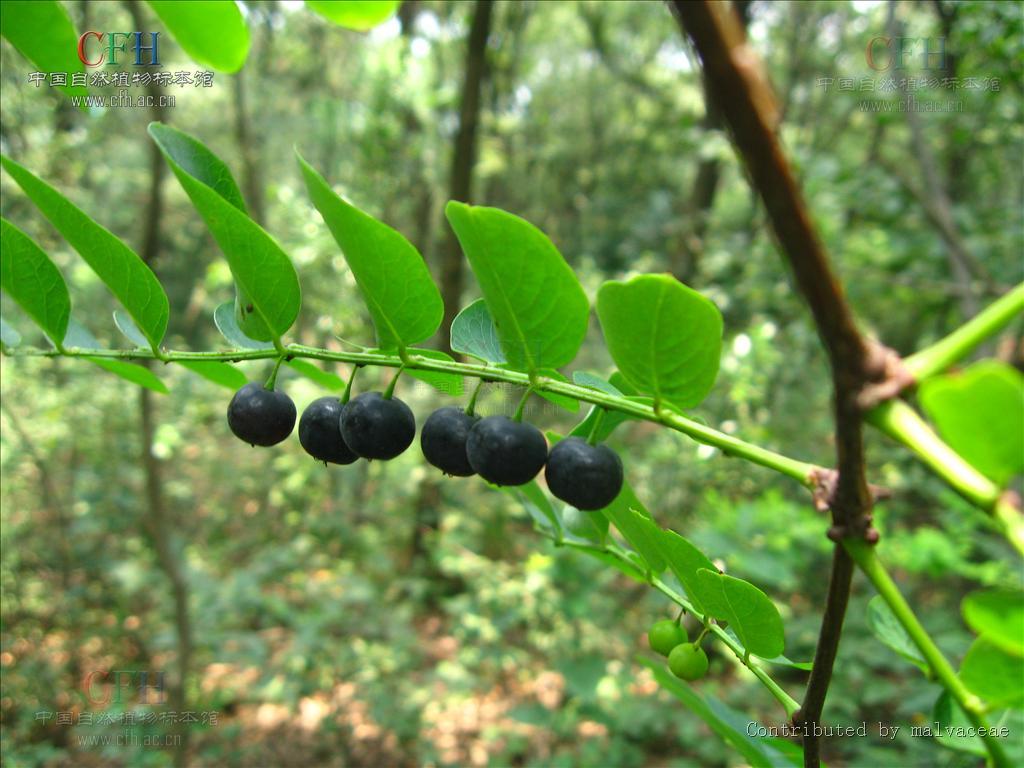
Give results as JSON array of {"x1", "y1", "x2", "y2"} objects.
[
  {"x1": 668, "y1": 642, "x2": 709, "y2": 681},
  {"x1": 648, "y1": 620, "x2": 688, "y2": 657}
]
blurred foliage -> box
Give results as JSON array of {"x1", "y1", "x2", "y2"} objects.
[{"x1": 1, "y1": 1, "x2": 1022, "y2": 766}]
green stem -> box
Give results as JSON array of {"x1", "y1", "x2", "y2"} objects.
[
  {"x1": 513, "y1": 387, "x2": 533, "y2": 422},
  {"x1": 341, "y1": 365, "x2": 358, "y2": 404},
  {"x1": 548, "y1": 534, "x2": 801, "y2": 718},
  {"x1": 264, "y1": 356, "x2": 286, "y2": 391},
  {"x1": 866, "y1": 400, "x2": 1024, "y2": 555},
  {"x1": 383, "y1": 366, "x2": 404, "y2": 400},
  {"x1": 586, "y1": 409, "x2": 607, "y2": 446},
  {"x1": 466, "y1": 378, "x2": 485, "y2": 416},
  {"x1": 844, "y1": 539, "x2": 1009, "y2": 768},
  {"x1": 693, "y1": 624, "x2": 712, "y2": 646},
  {"x1": 904, "y1": 282, "x2": 1024, "y2": 382},
  {"x1": 3, "y1": 342, "x2": 820, "y2": 486}
]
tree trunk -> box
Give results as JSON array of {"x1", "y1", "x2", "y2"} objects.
[{"x1": 439, "y1": 0, "x2": 493, "y2": 354}]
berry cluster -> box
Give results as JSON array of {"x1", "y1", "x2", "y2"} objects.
[
  {"x1": 226, "y1": 379, "x2": 625, "y2": 510},
  {"x1": 648, "y1": 619, "x2": 709, "y2": 681}
]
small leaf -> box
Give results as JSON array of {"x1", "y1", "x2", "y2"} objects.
[
  {"x1": 560, "y1": 505, "x2": 609, "y2": 545},
  {"x1": 285, "y1": 359, "x2": 345, "y2": 391},
  {"x1": 962, "y1": 589, "x2": 1024, "y2": 658},
  {"x1": 87, "y1": 357, "x2": 169, "y2": 394},
  {"x1": 919, "y1": 361, "x2": 1024, "y2": 486},
  {"x1": 62, "y1": 317, "x2": 101, "y2": 349},
  {"x1": 576, "y1": 546, "x2": 647, "y2": 581},
  {"x1": 509, "y1": 481, "x2": 560, "y2": 535},
  {"x1": 213, "y1": 302, "x2": 274, "y2": 350},
  {"x1": 569, "y1": 405, "x2": 631, "y2": 444},
  {"x1": 113, "y1": 309, "x2": 149, "y2": 349},
  {"x1": 445, "y1": 202, "x2": 590, "y2": 374},
  {"x1": 596, "y1": 274, "x2": 722, "y2": 409},
  {"x1": 450, "y1": 299, "x2": 506, "y2": 364},
  {"x1": 639, "y1": 658, "x2": 793, "y2": 768},
  {"x1": 572, "y1": 370, "x2": 624, "y2": 397},
  {"x1": 305, "y1": 0, "x2": 401, "y2": 30},
  {"x1": 146, "y1": 0, "x2": 249, "y2": 72},
  {"x1": 601, "y1": 502, "x2": 666, "y2": 575},
  {"x1": 866, "y1": 595, "x2": 929, "y2": 674},
  {"x1": 0, "y1": 317, "x2": 22, "y2": 348},
  {"x1": 534, "y1": 368, "x2": 579, "y2": 412},
  {"x1": 177, "y1": 360, "x2": 247, "y2": 390},
  {"x1": 695, "y1": 569, "x2": 785, "y2": 659},
  {"x1": 297, "y1": 151, "x2": 443, "y2": 350},
  {"x1": 960, "y1": 638, "x2": 1024, "y2": 708},
  {"x1": 0, "y1": 1, "x2": 87, "y2": 99},
  {"x1": 150, "y1": 123, "x2": 301, "y2": 344},
  {"x1": 0, "y1": 218, "x2": 70, "y2": 348},
  {"x1": 657, "y1": 530, "x2": 718, "y2": 616},
  {"x1": 1, "y1": 159, "x2": 168, "y2": 350}
]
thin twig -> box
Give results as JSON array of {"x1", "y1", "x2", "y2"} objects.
[{"x1": 667, "y1": 3, "x2": 879, "y2": 765}]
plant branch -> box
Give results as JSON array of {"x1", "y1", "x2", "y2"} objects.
[
  {"x1": 549, "y1": 534, "x2": 802, "y2": 718},
  {"x1": 902, "y1": 282, "x2": 1024, "y2": 382},
  {"x1": 668, "y1": 4, "x2": 880, "y2": 764},
  {"x1": 866, "y1": 399, "x2": 1024, "y2": 555},
  {"x1": 844, "y1": 539, "x2": 1010, "y2": 768},
  {"x1": 4, "y1": 342, "x2": 821, "y2": 487}
]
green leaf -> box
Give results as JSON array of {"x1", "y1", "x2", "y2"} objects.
[
  {"x1": 177, "y1": 360, "x2": 247, "y2": 390},
  {"x1": 919, "y1": 361, "x2": 1024, "y2": 486},
  {"x1": 405, "y1": 349, "x2": 464, "y2": 395},
  {"x1": 509, "y1": 481, "x2": 560, "y2": 535},
  {"x1": 602, "y1": 501, "x2": 665, "y2": 575},
  {"x1": 695, "y1": 569, "x2": 785, "y2": 659},
  {"x1": 0, "y1": 1, "x2": 87, "y2": 99},
  {"x1": 933, "y1": 691, "x2": 1024, "y2": 761},
  {"x1": 87, "y1": 357, "x2": 168, "y2": 394},
  {"x1": 559, "y1": 506, "x2": 608, "y2": 545},
  {"x1": 445, "y1": 202, "x2": 590, "y2": 374},
  {"x1": 1, "y1": 158, "x2": 168, "y2": 350},
  {"x1": 305, "y1": 0, "x2": 401, "y2": 30},
  {"x1": 113, "y1": 310, "x2": 149, "y2": 349},
  {"x1": 575, "y1": 546, "x2": 647, "y2": 581},
  {"x1": 297, "y1": 151, "x2": 443, "y2": 350},
  {"x1": 657, "y1": 530, "x2": 718, "y2": 616},
  {"x1": 0, "y1": 317, "x2": 22, "y2": 348},
  {"x1": 0, "y1": 218, "x2": 70, "y2": 348},
  {"x1": 146, "y1": 0, "x2": 249, "y2": 72},
  {"x1": 450, "y1": 299, "x2": 506, "y2": 364},
  {"x1": 213, "y1": 302, "x2": 273, "y2": 350},
  {"x1": 596, "y1": 274, "x2": 722, "y2": 409},
  {"x1": 866, "y1": 595, "x2": 929, "y2": 674},
  {"x1": 639, "y1": 657, "x2": 795, "y2": 768},
  {"x1": 960, "y1": 638, "x2": 1024, "y2": 708},
  {"x1": 284, "y1": 359, "x2": 345, "y2": 391},
  {"x1": 962, "y1": 589, "x2": 1024, "y2": 658},
  {"x1": 569, "y1": 405, "x2": 631, "y2": 443},
  {"x1": 62, "y1": 318, "x2": 168, "y2": 393},
  {"x1": 150, "y1": 124, "x2": 300, "y2": 344},
  {"x1": 572, "y1": 371, "x2": 624, "y2": 396}
]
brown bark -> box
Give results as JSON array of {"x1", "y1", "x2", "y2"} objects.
[{"x1": 439, "y1": 0, "x2": 493, "y2": 355}]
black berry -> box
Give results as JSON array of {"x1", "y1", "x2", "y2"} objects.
[
  {"x1": 299, "y1": 397, "x2": 358, "y2": 465},
  {"x1": 544, "y1": 436, "x2": 623, "y2": 510},
  {"x1": 421, "y1": 406, "x2": 479, "y2": 476},
  {"x1": 466, "y1": 415, "x2": 547, "y2": 486},
  {"x1": 227, "y1": 382, "x2": 296, "y2": 447},
  {"x1": 339, "y1": 391, "x2": 416, "y2": 460}
]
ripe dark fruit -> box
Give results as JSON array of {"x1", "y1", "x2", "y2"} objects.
[
  {"x1": 668, "y1": 643, "x2": 709, "y2": 681},
  {"x1": 227, "y1": 382, "x2": 296, "y2": 447},
  {"x1": 421, "y1": 406, "x2": 479, "y2": 476},
  {"x1": 466, "y1": 416, "x2": 548, "y2": 486},
  {"x1": 648, "y1": 620, "x2": 688, "y2": 657},
  {"x1": 545, "y1": 436, "x2": 624, "y2": 510},
  {"x1": 339, "y1": 391, "x2": 416, "y2": 460},
  {"x1": 299, "y1": 397, "x2": 358, "y2": 465}
]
